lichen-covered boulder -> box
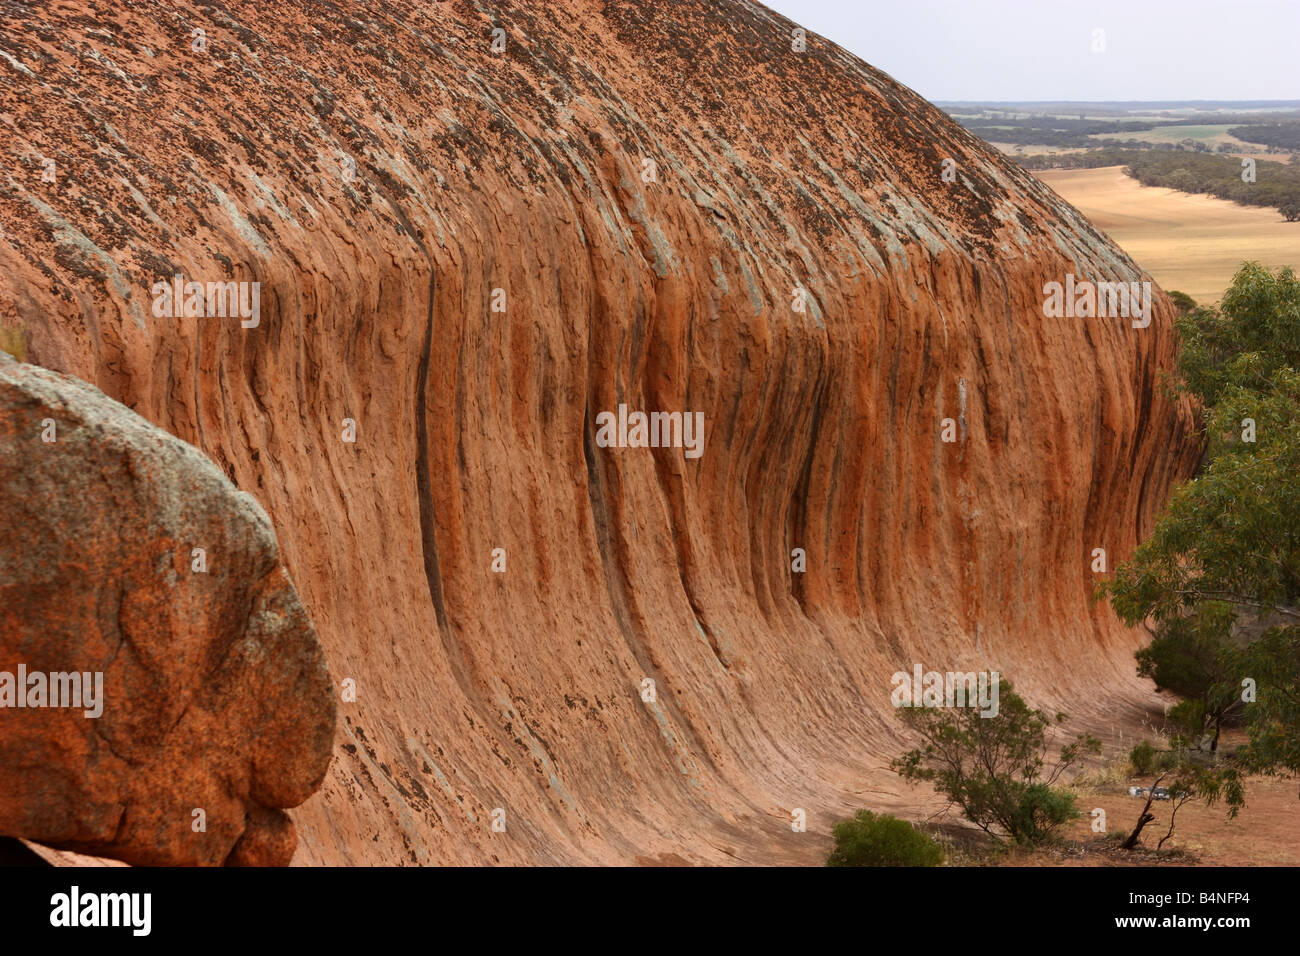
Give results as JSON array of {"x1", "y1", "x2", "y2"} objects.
[{"x1": 0, "y1": 350, "x2": 335, "y2": 866}]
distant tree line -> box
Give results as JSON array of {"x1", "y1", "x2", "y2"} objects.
[
  {"x1": 1228, "y1": 122, "x2": 1300, "y2": 152},
  {"x1": 953, "y1": 113, "x2": 1300, "y2": 150},
  {"x1": 1013, "y1": 148, "x2": 1220, "y2": 170},
  {"x1": 955, "y1": 117, "x2": 1178, "y2": 148},
  {"x1": 1014, "y1": 150, "x2": 1300, "y2": 220}
]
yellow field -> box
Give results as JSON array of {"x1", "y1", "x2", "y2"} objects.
[{"x1": 1035, "y1": 166, "x2": 1300, "y2": 305}]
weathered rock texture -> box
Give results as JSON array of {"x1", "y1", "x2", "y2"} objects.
[
  {"x1": 0, "y1": 351, "x2": 335, "y2": 865},
  {"x1": 0, "y1": 0, "x2": 1199, "y2": 864}
]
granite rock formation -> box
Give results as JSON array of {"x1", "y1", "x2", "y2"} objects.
[
  {"x1": 0, "y1": 351, "x2": 335, "y2": 865},
  {"x1": 0, "y1": 0, "x2": 1199, "y2": 864}
]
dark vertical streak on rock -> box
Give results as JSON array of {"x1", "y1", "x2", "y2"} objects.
[
  {"x1": 789, "y1": 366, "x2": 829, "y2": 615},
  {"x1": 582, "y1": 408, "x2": 638, "y2": 649},
  {"x1": 363, "y1": 176, "x2": 452, "y2": 642},
  {"x1": 414, "y1": 266, "x2": 449, "y2": 631}
]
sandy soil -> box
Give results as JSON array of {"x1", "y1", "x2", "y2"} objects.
[
  {"x1": 1034, "y1": 165, "x2": 1300, "y2": 305},
  {"x1": 1057, "y1": 774, "x2": 1300, "y2": 866}
]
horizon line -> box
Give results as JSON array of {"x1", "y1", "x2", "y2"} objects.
[{"x1": 936, "y1": 98, "x2": 1300, "y2": 105}]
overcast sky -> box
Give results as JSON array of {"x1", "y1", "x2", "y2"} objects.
[{"x1": 760, "y1": 0, "x2": 1300, "y2": 102}]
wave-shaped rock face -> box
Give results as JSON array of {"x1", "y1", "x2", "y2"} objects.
[
  {"x1": 0, "y1": 351, "x2": 335, "y2": 866},
  {"x1": 0, "y1": 0, "x2": 1198, "y2": 863}
]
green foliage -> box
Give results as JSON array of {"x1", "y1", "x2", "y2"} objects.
[
  {"x1": 1172, "y1": 263, "x2": 1300, "y2": 408},
  {"x1": 1167, "y1": 290, "x2": 1198, "y2": 316},
  {"x1": 890, "y1": 681, "x2": 1099, "y2": 846},
  {"x1": 825, "y1": 811, "x2": 944, "y2": 867},
  {"x1": 1122, "y1": 756, "x2": 1230, "y2": 848},
  {"x1": 1128, "y1": 738, "x2": 1190, "y2": 780},
  {"x1": 1133, "y1": 607, "x2": 1244, "y2": 749},
  {"x1": 1190, "y1": 761, "x2": 1246, "y2": 816},
  {"x1": 1014, "y1": 147, "x2": 1149, "y2": 171},
  {"x1": 1135, "y1": 606, "x2": 1235, "y2": 698},
  {"x1": 1106, "y1": 372, "x2": 1300, "y2": 632},
  {"x1": 1130, "y1": 740, "x2": 1156, "y2": 775},
  {"x1": 1107, "y1": 268, "x2": 1300, "y2": 633},
  {"x1": 1102, "y1": 263, "x2": 1300, "y2": 805},
  {"x1": 1237, "y1": 625, "x2": 1300, "y2": 777}
]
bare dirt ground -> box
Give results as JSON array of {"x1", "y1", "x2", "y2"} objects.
[
  {"x1": 910, "y1": 777, "x2": 1300, "y2": 867},
  {"x1": 1051, "y1": 774, "x2": 1300, "y2": 866},
  {"x1": 814, "y1": 716, "x2": 1300, "y2": 868},
  {"x1": 1034, "y1": 165, "x2": 1300, "y2": 305}
]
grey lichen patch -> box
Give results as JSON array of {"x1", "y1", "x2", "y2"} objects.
[
  {"x1": 208, "y1": 183, "x2": 272, "y2": 259},
  {"x1": 21, "y1": 189, "x2": 146, "y2": 330},
  {"x1": 0, "y1": 49, "x2": 35, "y2": 77},
  {"x1": 709, "y1": 255, "x2": 729, "y2": 296},
  {"x1": 0, "y1": 351, "x2": 280, "y2": 577}
]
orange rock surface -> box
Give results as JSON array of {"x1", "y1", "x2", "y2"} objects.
[
  {"x1": 0, "y1": 351, "x2": 335, "y2": 866},
  {"x1": 0, "y1": 0, "x2": 1199, "y2": 864}
]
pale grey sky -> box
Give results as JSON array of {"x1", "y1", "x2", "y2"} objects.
[{"x1": 760, "y1": 0, "x2": 1300, "y2": 102}]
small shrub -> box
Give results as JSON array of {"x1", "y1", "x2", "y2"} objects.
[
  {"x1": 826, "y1": 810, "x2": 944, "y2": 867},
  {"x1": 1130, "y1": 741, "x2": 1157, "y2": 775},
  {"x1": 891, "y1": 679, "x2": 1099, "y2": 845},
  {"x1": 1129, "y1": 740, "x2": 1181, "y2": 775}
]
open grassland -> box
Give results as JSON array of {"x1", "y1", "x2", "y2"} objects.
[
  {"x1": 1035, "y1": 166, "x2": 1300, "y2": 304},
  {"x1": 1091, "y1": 124, "x2": 1258, "y2": 149}
]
